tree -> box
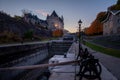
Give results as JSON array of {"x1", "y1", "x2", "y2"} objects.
[
  {"x1": 84, "y1": 12, "x2": 105, "y2": 35},
  {"x1": 14, "y1": 15, "x2": 22, "y2": 21},
  {"x1": 108, "y1": 0, "x2": 120, "y2": 10},
  {"x1": 117, "y1": 0, "x2": 120, "y2": 5},
  {"x1": 52, "y1": 29, "x2": 63, "y2": 37},
  {"x1": 24, "y1": 29, "x2": 34, "y2": 39},
  {"x1": 97, "y1": 12, "x2": 107, "y2": 22},
  {"x1": 108, "y1": 5, "x2": 120, "y2": 10},
  {"x1": 22, "y1": 9, "x2": 32, "y2": 15}
]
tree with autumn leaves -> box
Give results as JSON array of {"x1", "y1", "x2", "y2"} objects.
[
  {"x1": 84, "y1": 12, "x2": 106, "y2": 35},
  {"x1": 52, "y1": 29, "x2": 63, "y2": 37}
]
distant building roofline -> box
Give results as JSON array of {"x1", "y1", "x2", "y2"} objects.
[{"x1": 102, "y1": 10, "x2": 120, "y2": 23}]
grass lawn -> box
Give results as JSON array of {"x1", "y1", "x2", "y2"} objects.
[{"x1": 84, "y1": 41, "x2": 120, "y2": 58}]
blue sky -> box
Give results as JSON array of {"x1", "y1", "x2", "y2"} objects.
[{"x1": 0, "y1": 0, "x2": 117, "y2": 32}]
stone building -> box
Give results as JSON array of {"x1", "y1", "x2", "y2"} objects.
[
  {"x1": 46, "y1": 10, "x2": 64, "y2": 31},
  {"x1": 102, "y1": 10, "x2": 120, "y2": 35},
  {"x1": 23, "y1": 13, "x2": 48, "y2": 28},
  {"x1": 23, "y1": 10, "x2": 64, "y2": 31}
]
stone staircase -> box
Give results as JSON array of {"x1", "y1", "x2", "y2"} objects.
[{"x1": 50, "y1": 41, "x2": 73, "y2": 55}]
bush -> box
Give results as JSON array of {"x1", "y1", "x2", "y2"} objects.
[
  {"x1": 24, "y1": 29, "x2": 33, "y2": 39},
  {"x1": 0, "y1": 31, "x2": 22, "y2": 43}
]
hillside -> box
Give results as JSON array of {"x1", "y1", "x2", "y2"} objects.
[{"x1": 0, "y1": 11, "x2": 51, "y2": 43}]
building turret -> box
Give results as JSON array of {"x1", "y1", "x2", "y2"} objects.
[
  {"x1": 51, "y1": 10, "x2": 58, "y2": 17},
  {"x1": 61, "y1": 15, "x2": 64, "y2": 21}
]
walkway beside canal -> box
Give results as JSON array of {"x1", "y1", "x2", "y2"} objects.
[
  {"x1": 0, "y1": 41, "x2": 119, "y2": 80},
  {"x1": 49, "y1": 42, "x2": 118, "y2": 80},
  {"x1": 82, "y1": 44, "x2": 120, "y2": 80}
]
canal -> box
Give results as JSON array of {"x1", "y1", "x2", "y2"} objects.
[{"x1": 0, "y1": 41, "x2": 73, "y2": 80}]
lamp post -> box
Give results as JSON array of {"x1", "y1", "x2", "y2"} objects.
[
  {"x1": 74, "y1": 19, "x2": 82, "y2": 80},
  {"x1": 78, "y1": 19, "x2": 82, "y2": 38},
  {"x1": 78, "y1": 19, "x2": 82, "y2": 55}
]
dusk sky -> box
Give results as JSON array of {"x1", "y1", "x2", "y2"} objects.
[{"x1": 0, "y1": 0, "x2": 117, "y2": 33}]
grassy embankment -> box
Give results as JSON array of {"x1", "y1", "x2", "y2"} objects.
[{"x1": 83, "y1": 41, "x2": 120, "y2": 58}]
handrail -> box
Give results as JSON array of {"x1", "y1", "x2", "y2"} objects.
[{"x1": 0, "y1": 60, "x2": 80, "y2": 70}]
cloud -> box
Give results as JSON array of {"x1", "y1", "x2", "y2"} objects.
[{"x1": 35, "y1": 9, "x2": 49, "y2": 17}]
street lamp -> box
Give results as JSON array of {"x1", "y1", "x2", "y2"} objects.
[
  {"x1": 78, "y1": 19, "x2": 82, "y2": 58},
  {"x1": 78, "y1": 19, "x2": 82, "y2": 41},
  {"x1": 74, "y1": 19, "x2": 82, "y2": 80}
]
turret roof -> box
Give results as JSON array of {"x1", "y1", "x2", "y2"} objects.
[{"x1": 51, "y1": 10, "x2": 58, "y2": 17}]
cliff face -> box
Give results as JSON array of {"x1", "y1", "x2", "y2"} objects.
[{"x1": 0, "y1": 12, "x2": 51, "y2": 42}]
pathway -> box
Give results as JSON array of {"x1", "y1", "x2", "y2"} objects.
[
  {"x1": 82, "y1": 44, "x2": 120, "y2": 80},
  {"x1": 49, "y1": 42, "x2": 118, "y2": 80}
]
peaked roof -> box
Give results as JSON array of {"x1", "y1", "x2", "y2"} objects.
[
  {"x1": 110, "y1": 10, "x2": 120, "y2": 15},
  {"x1": 47, "y1": 10, "x2": 64, "y2": 23},
  {"x1": 51, "y1": 10, "x2": 58, "y2": 17},
  {"x1": 102, "y1": 10, "x2": 120, "y2": 23}
]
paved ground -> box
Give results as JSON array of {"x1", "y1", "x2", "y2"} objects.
[
  {"x1": 49, "y1": 42, "x2": 118, "y2": 80},
  {"x1": 1, "y1": 41, "x2": 119, "y2": 80},
  {"x1": 49, "y1": 53, "x2": 117, "y2": 80},
  {"x1": 82, "y1": 44, "x2": 120, "y2": 80}
]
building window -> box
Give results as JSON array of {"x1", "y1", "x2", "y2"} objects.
[
  {"x1": 118, "y1": 19, "x2": 120, "y2": 23},
  {"x1": 54, "y1": 23, "x2": 58, "y2": 27},
  {"x1": 117, "y1": 27, "x2": 120, "y2": 33}
]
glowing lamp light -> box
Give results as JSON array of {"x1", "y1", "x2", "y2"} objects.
[{"x1": 54, "y1": 24, "x2": 58, "y2": 27}]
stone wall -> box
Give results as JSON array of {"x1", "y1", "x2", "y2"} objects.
[
  {"x1": 0, "y1": 42, "x2": 50, "y2": 80},
  {"x1": 0, "y1": 41, "x2": 73, "y2": 80},
  {"x1": 0, "y1": 42, "x2": 51, "y2": 65}
]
